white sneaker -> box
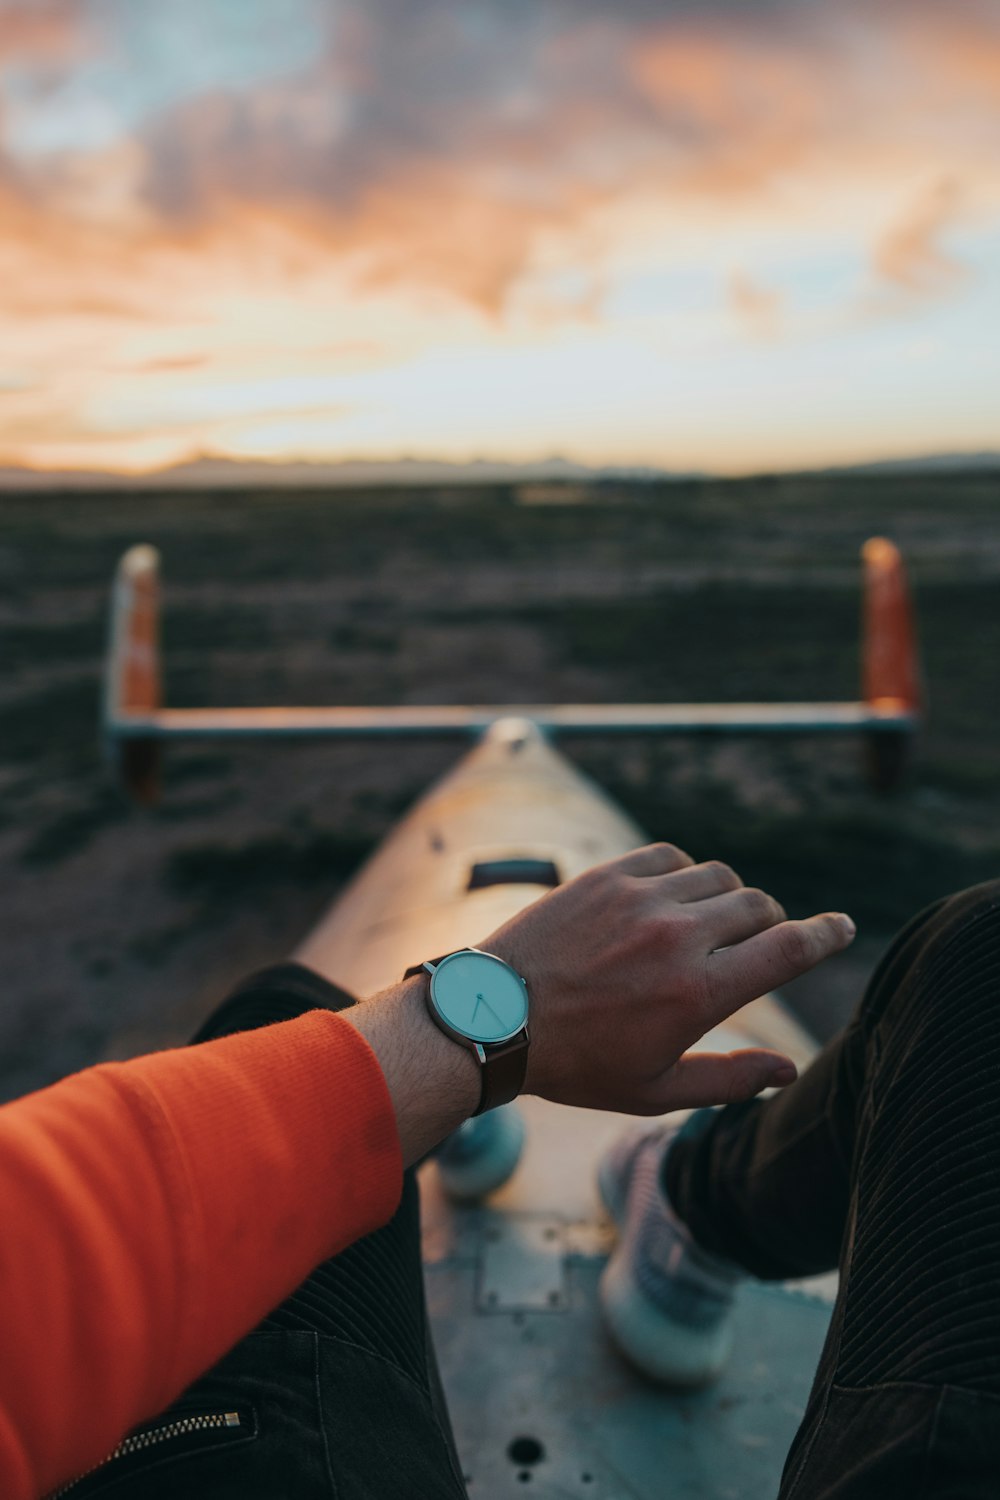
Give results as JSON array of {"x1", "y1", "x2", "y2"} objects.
[
  {"x1": 435, "y1": 1104, "x2": 526, "y2": 1203},
  {"x1": 597, "y1": 1118, "x2": 744, "y2": 1388}
]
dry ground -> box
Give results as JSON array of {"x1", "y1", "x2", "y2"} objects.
[{"x1": 1, "y1": 470, "x2": 999, "y2": 1102}]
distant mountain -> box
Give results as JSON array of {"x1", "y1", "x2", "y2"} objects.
[
  {"x1": 1, "y1": 449, "x2": 995, "y2": 492},
  {"x1": 0, "y1": 454, "x2": 681, "y2": 492},
  {"x1": 830, "y1": 451, "x2": 1000, "y2": 475}
]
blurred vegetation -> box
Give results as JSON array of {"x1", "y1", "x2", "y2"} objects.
[
  {"x1": 588, "y1": 758, "x2": 1000, "y2": 933},
  {"x1": 1, "y1": 470, "x2": 998, "y2": 1041},
  {"x1": 165, "y1": 829, "x2": 372, "y2": 903}
]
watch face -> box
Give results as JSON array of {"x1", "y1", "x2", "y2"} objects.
[{"x1": 430, "y1": 951, "x2": 529, "y2": 1044}]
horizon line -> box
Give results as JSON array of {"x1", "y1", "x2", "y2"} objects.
[{"x1": 2, "y1": 446, "x2": 999, "y2": 491}]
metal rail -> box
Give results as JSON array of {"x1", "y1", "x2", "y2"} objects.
[
  {"x1": 102, "y1": 538, "x2": 923, "y2": 801},
  {"x1": 110, "y1": 701, "x2": 916, "y2": 740}
]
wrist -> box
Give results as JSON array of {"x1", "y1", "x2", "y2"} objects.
[
  {"x1": 422, "y1": 947, "x2": 531, "y2": 1114},
  {"x1": 343, "y1": 975, "x2": 481, "y2": 1166}
]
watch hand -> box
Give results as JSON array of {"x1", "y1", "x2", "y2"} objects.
[{"x1": 470, "y1": 992, "x2": 505, "y2": 1032}]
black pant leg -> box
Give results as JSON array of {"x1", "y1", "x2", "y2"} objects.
[
  {"x1": 775, "y1": 880, "x2": 1000, "y2": 1499},
  {"x1": 663, "y1": 1027, "x2": 861, "y2": 1279},
  {"x1": 669, "y1": 883, "x2": 1000, "y2": 1496},
  {"x1": 189, "y1": 959, "x2": 358, "y2": 1042},
  {"x1": 80, "y1": 963, "x2": 467, "y2": 1500},
  {"x1": 664, "y1": 893, "x2": 959, "y2": 1280}
]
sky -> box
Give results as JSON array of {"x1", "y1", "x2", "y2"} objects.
[{"x1": 1, "y1": 0, "x2": 999, "y2": 477}]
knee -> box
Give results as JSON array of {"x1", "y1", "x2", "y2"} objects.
[
  {"x1": 908, "y1": 879, "x2": 1000, "y2": 1015},
  {"x1": 926, "y1": 880, "x2": 1000, "y2": 947},
  {"x1": 861, "y1": 880, "x2": 1000, "y2": 1036},
  {"x1": 923, "y1": 881, "x2": 1000, "y2": 1016}
]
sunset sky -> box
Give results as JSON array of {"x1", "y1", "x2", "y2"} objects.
[{"x1": 1, "y1": 0, "x2": 999, "y2": 477}]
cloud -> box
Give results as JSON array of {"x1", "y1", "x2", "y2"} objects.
[
  {"x1": 3, "y1": 2, "x2": 999, "y2": 309},
  {"x1": 873, "y1": 177, "x2": 967, "y2": 293},
  {"x1": 116, "y1": 1, "x2": 999, "y2": 310},
  {"x1": 126, "y1": 354, "x2": 211, "y2": 374},
  {"x1": 0, "y1": 1, "x2": 83, "y2": 65},
  {"x1": 728, "y1": 269, "x2": 783, "y2": 339},
  {"x1": 135, "y1": 5, "x2": 826, "y2": 222},
  {"x1": 1, "y1": 0, "x2": 999, "y2": 472}
]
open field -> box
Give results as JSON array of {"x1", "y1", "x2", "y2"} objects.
[{"x1": 1, "y1": 470, "x2": 999, "y2": 1102}]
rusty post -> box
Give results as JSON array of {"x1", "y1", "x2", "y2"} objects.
[
  {"x1": 104, "y1": 545, "x2": 162, "y2": 803},
  {"x1": 861, "y1": 537, "x2": 922, "y2": 791}
]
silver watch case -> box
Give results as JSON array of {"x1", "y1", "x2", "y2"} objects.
[{"x1": 423, "y1": 948, "x2": 530, "y2": 1063}]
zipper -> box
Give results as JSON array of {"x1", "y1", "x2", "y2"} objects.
[{"x1": 49, "y1": 1411, "x2": 243, "y2": 1498}]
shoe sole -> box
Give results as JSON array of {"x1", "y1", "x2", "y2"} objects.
[
  {"x1": 597, "y1": 1131, "x2": 734, "y2": 1389},
  {"x1": 596, "y1": 1147, "x2": 627, "y2": 1226},
  {"x1": 599, "y1": 1249, "x2": 735, "y2": 1389},
  {"x1": 436, "y1": 1105, "x2": 526, "y2": 1203}
]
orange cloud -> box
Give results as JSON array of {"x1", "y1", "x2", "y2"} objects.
[
  {"x1": 894, "y1": 1, "x2": 1000, "y2": 108},
  {"x1": 0, "y1": 1, "x2": 83, "y2": 65},
  {"x1": 1, "y1": 0, "x2": 999, "y2": 473},
  {"x1": 3, "y1": 2, "x2": 998, "y2": 313},
  {"x1": 110, "y1": 3, "x2": 999, "y2": 312},
  {"x1": 728, "y1": 269, "x2": 783, "y2": 339},
  {"x1": 873, "y1": 177, "x2": 967, "y2": 293},
  {"x1": 629, "y1": 25, "x2": 827, "y2": 186}
]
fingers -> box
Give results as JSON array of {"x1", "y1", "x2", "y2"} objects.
[
  {"x1": 696, "y1": 886, "x2": 786, "y2": 948},
  {"x1": 612, "y1": 842, "x2": 694, "y2": 878},
  {"x1": 705, "y1": 912, "x2": 856, "y2": 1020},
  {"x1": 648, "y1": 1049, "x2": 798, "y2": 1112},
  {"x1": 657, "y1": 860, "x2": 744, "y2": 903}
]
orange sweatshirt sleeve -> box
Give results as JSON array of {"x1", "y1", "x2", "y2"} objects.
[{"x1": 0, "y1": 1009, "x2": 402, "y2": 1500}]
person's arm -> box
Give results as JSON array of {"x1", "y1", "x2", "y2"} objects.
[
  {"x1": 344, "y1": 843, "x2": 856, "y2": 1145},
  {"x1": 0, "y1": 1009, "x2": 402, "y2": 1500},
  {"x1": 0, "y1": 843, "x2": 853, "y2": 1498}
]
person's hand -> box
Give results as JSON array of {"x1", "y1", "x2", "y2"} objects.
[{"x1": 482, "y1": 842, "x2": 855, "y2": 1115}]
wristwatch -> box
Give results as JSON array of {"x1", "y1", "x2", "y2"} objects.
[{"x1": 403, "y1": 948, "x2": 530, "y2": 1115}]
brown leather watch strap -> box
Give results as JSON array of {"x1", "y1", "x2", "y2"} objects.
[
  {"x1": 403, "y1": 954, "x2": 449, "y2": 979},
  {"x1": 472, "y1": 1032, "x2": 529, "y2": 1116},
  {"x1": 402, "y1": 953, "x2": 529, "y2": 1115}
]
